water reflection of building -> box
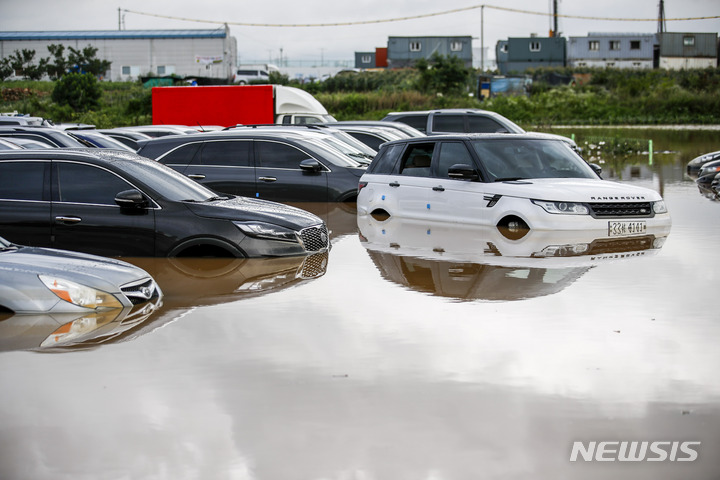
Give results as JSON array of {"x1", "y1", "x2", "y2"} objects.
[
  {"x1": 0, "y1": 253, "x2": 328, "y2": 352},
  {"x1": 358, "y1": 216, "x2": 667, "y2": 302}
]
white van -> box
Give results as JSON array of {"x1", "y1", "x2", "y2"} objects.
[{"x1": 233, "y1": 68, "x2": 269, "y2": 85}]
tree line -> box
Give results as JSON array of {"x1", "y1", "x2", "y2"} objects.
[{"x1": 0, "y1": 45, "x2": 111, "y2": 81}]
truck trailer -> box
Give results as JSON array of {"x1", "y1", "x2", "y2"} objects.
[{"x1": 151, "y1": 84, "x2": 335, "y2": 127}]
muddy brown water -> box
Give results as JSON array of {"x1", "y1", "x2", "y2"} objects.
[{"x1": 1, "y1": 127, "x2": 719, "y2": 479}]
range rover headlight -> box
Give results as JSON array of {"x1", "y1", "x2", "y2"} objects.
[
  {"x1": 233, "y1": 221, "x2": 299, "y2": 243},
  {"x1": 38, "y1": 275, "x2": 123, "y2": 310},
  {"x1": 531, "y1": 200, "x2": 589, "y2": 215},
  {"x1": 652, "y1": 200, "x2": 668, "y2": 214}
]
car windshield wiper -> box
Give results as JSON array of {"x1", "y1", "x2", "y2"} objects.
[
  {"x1": 494, "y1": 177, "x2": 527, "y2": 182},
  {"x1": 0, "y1": 245, "x2": 18, "y2": 252},
  {"x1": 205, "y1": 195, "x2": 230, "y2": 202}
]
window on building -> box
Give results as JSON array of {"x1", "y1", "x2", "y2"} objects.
[
  {"x1": 409, "y1": 42, "x2": 422, "y2": 52},
  {"x1": 630, "y1": 40, "x2": 641, "y2": 50},
  {"x1": 609, "y1": 41, "x2": 621, "y2": 50},
  {"x1": 606, "y1": 62, "x2": 615, "y2": 67},
  {"x1": 361, "y1": 55, "x2": 372, "y2": 64},
  {"x1": 683, "y1": 36, "x2": 695, "y2": 46},
  {"x1": 157, "y1": 66, "x2": 166, "y2": 75},
  {"x1": 588, "y1": 41, "x2": 599, "y2": 51},
  {"x1": 529, "y1": 42, "x2": 541, "y2": 52},
  {"x1": 577, "y1": 62, "x2": 587, "y2": 67},
  {"x1": 121, "y1": 66, "x2": 131, "y2": 75},
  {"x1": 450, "y1": 41, "x2": 463, "y2": 52}
]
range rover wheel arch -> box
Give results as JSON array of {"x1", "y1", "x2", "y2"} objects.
[
  {"x1": 496, "y1": 215, "x2": 530, "y2": 240},
  {"x1": 168, "y1": 238, "x2": 247, "y2": 258}
]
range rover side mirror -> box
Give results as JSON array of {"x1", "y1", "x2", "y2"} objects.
[
  {"x1": 299, "y1": 158, "x2": 323, "y2": 173},
  {"x1": 447, "y1": 164, "x2": 479, "y2": 181},
  {"x1": 115, "y1": 189, "x2": 148, "y2": 209},
  {"x1": 589, "y1": 163, "x2": 602, "y2": 177}
]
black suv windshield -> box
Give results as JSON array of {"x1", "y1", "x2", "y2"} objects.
[
  {"x1": 470, "y1": 138, "x2": 597, "y2": 181},
  {"x1": 117, "y1": 156, "x2": 223, "y2": 202}
]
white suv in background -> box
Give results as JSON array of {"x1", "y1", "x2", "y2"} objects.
[{"x1": 233, "y1": 68, "x2": 270, "y2": 85}]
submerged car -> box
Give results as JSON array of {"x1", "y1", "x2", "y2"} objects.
[
  {"x1": 0, "y1": 149, "x2": 330, "y2": 258},
  {"x1": 0, "y1": 235, "x2": 161, "y2": 314},
  {"x1": 137, "y1": 129, "x2": 368, "y2": 202},
  {"x1": 357, "y1": 134, "x2": 671, "y2": 237},
  {"x1": 696, "y1": 159, "x2": 720, "y2": 188},
  {"x1": 686, "y1": 150, "x2": 720, "y2": 178}
]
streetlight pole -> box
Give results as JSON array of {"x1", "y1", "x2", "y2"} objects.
[{"x1": 480, "y1": 5, "x2": 484, "y2": 72}]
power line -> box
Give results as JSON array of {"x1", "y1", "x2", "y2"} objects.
[{"x1": 121, "y1": 5, "x2": 720, "y2": 28}]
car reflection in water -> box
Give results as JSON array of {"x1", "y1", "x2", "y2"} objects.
[
  {"x1": 358, "y1": 215, "x2": 668, "y2": 301},
  {"x1": 0, "y1": 252, "x2": 328, "y2": 352}
]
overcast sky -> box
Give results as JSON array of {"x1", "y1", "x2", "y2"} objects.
[{"x1": 1, "y1": 0, "x2": 718, "y2": 65}]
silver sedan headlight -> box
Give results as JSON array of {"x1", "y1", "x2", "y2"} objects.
[{"x1": 38, "y1": 275, "x2": 123, "y2": 310}]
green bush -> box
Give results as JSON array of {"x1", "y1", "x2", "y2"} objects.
[{"x1": 51, "y1": 72, "x2": 101, "y2": 111}]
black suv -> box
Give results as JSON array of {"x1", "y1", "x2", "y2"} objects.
[
  {"x1": 137, "y1": 130, "x2": 367, "y2": 202},
  {"x1": 0, "y1": 149, "x2": 330, "y2": 258}
]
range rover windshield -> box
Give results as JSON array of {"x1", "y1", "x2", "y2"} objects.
[{"x1": 471, "y1": 138, "x2": 597, "y2": 182}]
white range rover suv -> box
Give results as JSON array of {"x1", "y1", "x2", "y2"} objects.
[{"x1": 357, "y1": 134, "x2": 671, "y2": 239}]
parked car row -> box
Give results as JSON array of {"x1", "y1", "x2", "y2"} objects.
[{"x1": 686, "y1": 150, "x2": 720, "y2": 199}]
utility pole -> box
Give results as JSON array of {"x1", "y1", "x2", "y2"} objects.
[
  {"x1": 480, "y1": 5, "x2": 484, "y2": 72},
  {"x1": 552, "y1": 0, "x2": 559, "y2": 37},
  {"x1": 657, "y1": 0, "x2": 666, "y2": 33}
]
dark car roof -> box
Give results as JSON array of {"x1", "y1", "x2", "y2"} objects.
[
  {"x1": 137, "y1": 129, "x2": 356, "y2": 165},
  {"x1": 0, "y1": 125, "x2": 88, "y2": 148}
]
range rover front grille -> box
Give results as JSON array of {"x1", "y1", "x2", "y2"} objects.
[
  {"x1": 588, "y1": 202, "x2": 653, "y2": 217},
  {"x1": 299, "y1": 224, "x2": 330, "y2": 252}
]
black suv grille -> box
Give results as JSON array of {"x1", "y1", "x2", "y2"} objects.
[
  {"x1": 299, "y1": 225, "x2": 330, "y2": 252},
  {"x1": 121, "y1": 278, "x2": 159, "y2": 305},
  {"x1": 588, "y1": 202, "x2": 653, "y2": 217}
]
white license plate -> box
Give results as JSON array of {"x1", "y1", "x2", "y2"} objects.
[{"x1": 608, "y1": 221, "x2": 647, "y2": 237}]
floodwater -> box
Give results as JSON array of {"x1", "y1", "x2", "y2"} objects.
[{"x1": 1, "y1": 127, "x2": 719, "y2": 480}]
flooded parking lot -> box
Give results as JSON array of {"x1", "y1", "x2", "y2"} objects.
[{"x1": 1, "y1": 127, "x2": 719, "y2": 479}]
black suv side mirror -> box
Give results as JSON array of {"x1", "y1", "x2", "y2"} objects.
[
  {"x1": 447, "y1": 164, "x2": 479, "y2": 181},
  {"x1": 299, "y1": 158, "x2": 323, "y2": 173},
  {"x1": 115, "y1": 189, "x2": 148, "y2": 209}
]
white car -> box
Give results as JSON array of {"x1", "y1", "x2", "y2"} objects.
[{"x1": 357, "y1": 134, "x2": 671, "y2": 239}]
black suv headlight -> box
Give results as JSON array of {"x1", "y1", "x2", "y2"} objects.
[{"x1": 233, "y1": 221, "x2": 299, "y2": 243}]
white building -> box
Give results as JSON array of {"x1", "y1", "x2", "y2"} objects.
[
  {"x1": 568, "y1": 33, "x2": 656, "y2": 69},
  {"x1": 0, "y1": 27, "x2": 237, "y2": 82}
]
